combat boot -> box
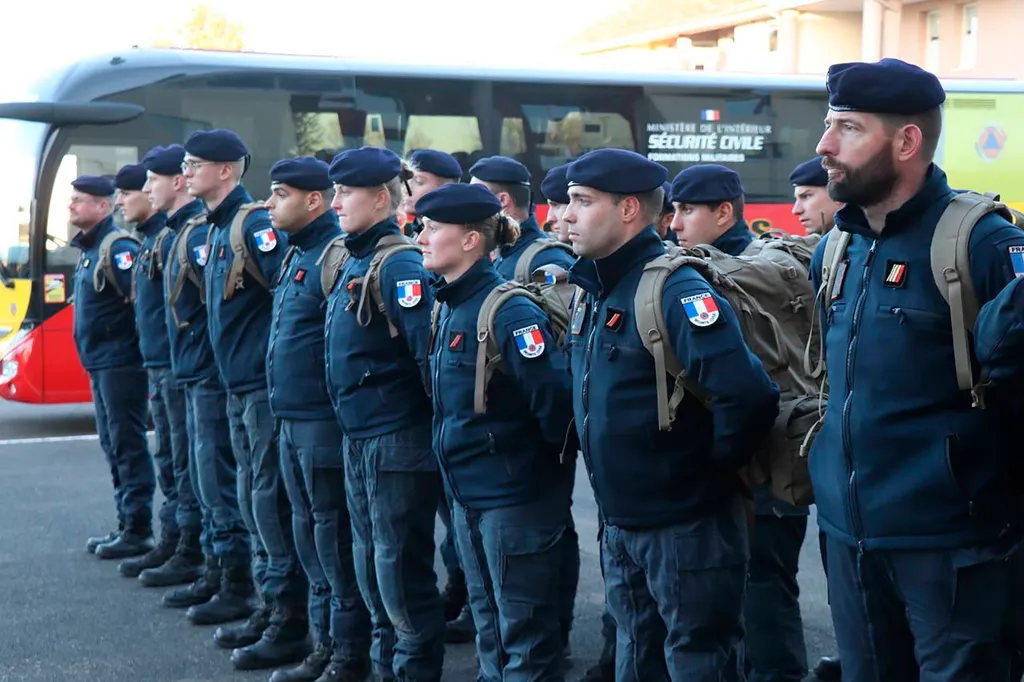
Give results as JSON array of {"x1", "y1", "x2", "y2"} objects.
[
  {"x1": 139, "y1": 529, "x2": 204, "y2": 587},
  {"x1": 96, "y1": 526, "x2": 155, "y2": 560},
  {"x1": 162, "y1": 557, "x2": 221, "y2": 609},
  {"x1": 86, "y1": 524, "x2": 122, "y2": 554},
  {"x1": 214, "y1": 597, "x2": 271, "y2": 649},
  {"x1": 230, "y1": 603, "x2": 310, "y2": 671},
  {"x1": 269, "y1": 641, "x2": 331, "y2": 682},
  {"x1": 313, "y1": 651, "x2": 371, "y2": 682},
  {"x1": 118, "y1": 528, "x2": 178, "y2": 578},
  {"x1": 441, "y1": 568, "x2": 468, "y2": 622},
  {"x1": 444, "y1": 603, "x2": 475, "y2": 644},
  {"x1": 187, "y1": 562, "x2": 254, "y2": 626}
]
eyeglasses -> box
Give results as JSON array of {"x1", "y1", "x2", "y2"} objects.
[{"x1": 181, "y1": 160, "x2": 215, "y2": 173}]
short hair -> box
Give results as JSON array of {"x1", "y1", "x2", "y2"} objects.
[
  {"x1": 613, "y1": 186, "x2": 666, "y2": 225},
  {"x1": 879, "y1": 106, "x2": 943, "y2": 162},
  {"x1": 489, "y1": 181, "x2": 532, "y2": 212}
]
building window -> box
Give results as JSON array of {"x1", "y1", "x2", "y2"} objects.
[
  {"x1": 768, "y1": 27, "x2": 779, "y2": 53},
  {"x1": 926, "y1": 11, "x2": 941, "y2": 71},
  {"x1": 961, "y1": 4, "x2": 978, "y2": 69}
]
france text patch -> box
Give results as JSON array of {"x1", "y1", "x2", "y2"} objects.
[
  {"x1": 1009, "y1": 246, "x2": 1024, "y2": 279},
  {"x1": 513, "y1": 324, "x2": 546, "y2": 358},
  {"x1": 114, "y1": 252, "x2": 134, "y2": 270},
  {"x1": 396, "y1": 279, "x2": 423, "y2": 308},
  {"x1": 680, "y1": 292, "x2": 719, "y2": 327},
  {"x1": 193, "y1": 244, "x2": 209, "y2": 267},
  {"x1": 254, "y1": 228, "x2": 278, "y2": 252}
]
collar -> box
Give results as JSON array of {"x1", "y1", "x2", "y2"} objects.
[
  {"x1": 289, "y1": 211, "x2": 340, "y2": 251},
  {"x1": 206, "y1": 185, "x2": 253, "y2": 227},
  {"x1": 344, "y1": 218, "x2": 402, "y2": 258},
  {"x1": 136, "y1": 212, "x2": 168, "y2": 237},
  {"x1": 835, "y1": 164, "x2": 954, "y2": 238},
  {"x1": 71, "y1": 215, "x2": 116, "y2": 250},
  {"x1": 435, "y1": 257, "x2": 503, "y2": 307},
  {"x1": 569, "y1": 226, "x2": 666, "y2": 296},
  {"x1": 166, "y1": 199, "x2": 206, "y2": 230},
  {"x1": 711, "y1": 220, "x2": 753, "y2": 256},
  {"x1": 499, "y1": 216, "x2": 543, "y2": 257}
]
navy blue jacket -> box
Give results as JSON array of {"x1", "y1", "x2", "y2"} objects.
[
  {"x1": 429, "y1": 257, "x2": 575, "y2": 510},
  {"x1": 71, "y1": 216, "x2": 142, "y2": 372},
  {"x1": 132, "y1": 212, "x2": 172, "y2": 369},
  {"x1": 164, "y1": 200, "x2": 218, "y2": 386},
  {"x1": 494, "y1": 216, "x2": 576, "y2": 281},
  {"x1": 325, "y1": 219, "x2": 434, "y2": 439},
  {"x1": 711, "y1": 221, "x2": 754, "y2": 256},
  {"x1": 204, "y1": 186, "x2": 288, "y2": 395},
  {"x1": 809, "y1": 165, "x2": 1024, "y2": 551},
  {"x1": 976, "y1": 277, "x2": 1024, "y2": 385},
  {"x1": 267, "y1": 212, "x2": 339, "y2": 421},
  {"x1": 568, "y1": 227, "x2": 780, "y2": 529}
]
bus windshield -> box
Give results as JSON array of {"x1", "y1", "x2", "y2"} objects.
[{"x1": 0, "y1": 118, "x2": 42, "y2": 277}]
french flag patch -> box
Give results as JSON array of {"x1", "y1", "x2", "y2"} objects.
[
  {"x1": 114, "y1": 251, "x2": 133, "y2": 270},
  {"x1": 254, "y1": 228, "x2": 278, "y2": 252},
  {"x1": 513, "y1": 324, "x2": 546, "y2": 358},
  {"x1": 396, "y1": 279, "x2": 423, "y2": 308},
  {"x1": 681, "y1": 292, "x2": 720, "y2": 327},
  {"x1": 193, "y1": 244, "x2": 209, "y2": 267}
]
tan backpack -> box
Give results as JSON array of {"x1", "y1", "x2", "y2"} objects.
[
  {"x1": 512, "y1": 238, "x2": 575, "y2": 284},
  {"x1": 93, "y1": 229, "x2": 142, "y2": 303},
  {"x1": 633, "y1": 236, "x2": 824, "y2": 507},
  {"x1": 202, "y1": 202, "x2": 275, "y2": 301},
  {"x1": 166, "y1": 212, "x2": 211, "y2": 330},
  {"x1": 317, "y1": 233, "x2": 423, "y2": 338}
]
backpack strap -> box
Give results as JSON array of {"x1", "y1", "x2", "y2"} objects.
[
  {"x1": 94, "y1": 229, "x2": 140, "y2": 303},
  {"x1": 474, "y1": 281, "x2": 543, "y2": 414},
  {"x1": 167, "y1": 215, "x2": 209, "y2": 330},
  {"x1": 633, "y1": 252, "x2": 713, "y2": 431},
  {"x1": 151, "y1": 226, "x2": 173, "y2": 274},
  {"x1": 224, "y1": 202, "x2": 271, "y2": 301},
  {"x1": 316, "y1": 236, "x2": 352, "y2": 297},
  {"x1": 803, "y1": 229, "x2": 852, "y2": 380},
  {"x1": 275, "y1": 246, "x2": 299, "y2": 288},
  {"x1": 354, "y1": 234, "x2": 422, "y2": 338},
  {"x1": 423, "y1": 300, "x2": 444, "y2": 399},
  {"x1": 513, "y1": 239, "x2": 574, "y2": 285}
]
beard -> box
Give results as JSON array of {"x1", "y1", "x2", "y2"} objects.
[{"x1": 823, "y1": 145, "x2": 898, "y2": 207}]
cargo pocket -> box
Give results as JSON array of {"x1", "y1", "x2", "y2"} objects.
[
  {"x1": 949, "y1": 548, "x2": 1012, "y2": 641},
  {"x1": 375, "y1": 421, "x2": 436, "y2": 472},
  {"x1": 498, "y1": 522, "x2": 565, "y2": 606}
]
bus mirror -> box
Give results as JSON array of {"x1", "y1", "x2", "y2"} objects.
[{"x1": 0, "y1": 102, "x2": 145, "y2": 126}]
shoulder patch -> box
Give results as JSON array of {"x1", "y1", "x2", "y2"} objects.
[
  {"x1": 254, "y1": 228, "x2": 278, "y2": 253},
  {"x1": 193, "y1": 244, "x2": 209, "y2": 267},
  {"x1": 396, "y1": 279, "x2": 423, "y2": 308},
  {"x1": 680, "y1": 292, "x2": 720, "y2": 327},
  {"x1": 114, "y1": 251, "x2": 134, "y2": 271},
  {"x1": 513, "y1": 323, "x2": 546, "y2": 358},
  {"x1": 1009, "y1": 245, "x2": 1024, "y2": 278}
]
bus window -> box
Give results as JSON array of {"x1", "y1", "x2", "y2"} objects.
[
  {"x1": 0, "y1": 118, "x2": 42, "y2": 278},
  {"x1": 292, "y1": 112, "x2": 343, "y2": 157}
]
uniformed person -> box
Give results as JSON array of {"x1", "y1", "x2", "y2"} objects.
[
  {"x1": 670, "y1": 163, "x2": 811, "y2": 682},
  {"x1": 401, "y1": 149, "x2": 463, "y2": 240},
  {"x1": 263, "y1": 157, "x2": 372, "y2": 682},
  {"x1": 790, "y1": 157, "x2": 841, "y2": 235},
  {"x1": 72, "y1": 174, "x2": 157, "y2": 560},
  {"x1": 414, "y1": 182, "x2": 576, "y2": 680},
  {"x1": 563, "y1": 149, "x2": 780, "y2": 681},
  {"x1": 143, "y1": 145, "x2": 248, "y2": 612},
  {"x1": 809, "y1": 58, "x2": 1024, "y2": 681},
  {"x1": 184, "y1": 130, "x2": 305, "y2": 652},
  {"x1": 324, "y1": 146, "x2": 445, "y2": 682},
  {"x1": 541, "y1": 163, "x2": 571, "y2": 245},
  {"x1": 111, "y1": 161, "x2": 187, "y2": 582},
  {"x1": 469, "y1": 156, "x2": 576, "y2": 281},
  {"x1": 657, "y1": 181, "x2": 677, "y2": 245}
]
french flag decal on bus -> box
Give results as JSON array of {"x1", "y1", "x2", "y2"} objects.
[{"x1": 700, "y1": 109, "x2": 721, "y2": 122}]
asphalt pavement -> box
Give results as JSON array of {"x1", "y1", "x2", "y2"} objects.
[{"x1": 0, "y1": 399, "x2": 836, "y2": 682}]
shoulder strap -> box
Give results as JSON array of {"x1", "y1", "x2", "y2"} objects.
[
  {"x1": 167, "y1": 216, "x2": 208, "y2": 329},
  {"x1": 803, "y1": 229, "x2": 851, "y2": 380},
  {"x1": 513, "y1": 239, "x2": 574, "y2": 284},
  {"x1": 357, "y1": 234, "x2": 423, "y2": 338},
  {"x1": 316, "y1": 236, "x2": 352, "y2": 298},
  {"x1": 151, "y1": 226, "x2": 173, "y2": 273},
  {"x1": 423, "y1": 300, "x2": 444, "y2": 398},
  {"x1": 633, "y1": 252, "x2": 712, "y2": 431},
  {"x1": 224, "y1": 202, "x2": 270, "y2": 301},
  {"x1": 94, "y1": 229, "x2": 140, "y2": 302},
  {"x1": 473, "y1": 281, "x2": 543, "y2": 414}
]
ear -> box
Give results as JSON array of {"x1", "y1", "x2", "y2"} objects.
[
  {"x1": 308, "y1": 191, "x2": 324, "y2": 212},
  {"x1": 173, "y1": 175, "x2": 187, "y2": 192},
  {"x1": 374, "y1": 187, "x2": 391, "y2": 212},
  {"x1": 715, "y1": 201, "x2": 735, "y2": 226},
  {"x1": 619, "y1": 196, "x2": 642, "y2": 223},
  {"x1": 463, "y1": 228, "x2": 484, "y2": 254},
  {"x1": 895, "y1": 123, "x2": 924, "y2": 162}
]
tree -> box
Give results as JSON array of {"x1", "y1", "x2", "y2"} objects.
[{"x1": 152, "y1": 3, "x2": 245, "y2": 51}]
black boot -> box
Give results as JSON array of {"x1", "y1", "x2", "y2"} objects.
[
  {"x1": 86, "y1": 525, "x2": 122, "y2": 554},
  {"x1": 187, "y1": 562, "x2": 254, "y2": 626},
  {"x1": 813, "y1": 655, "x2": 842, "y2": 681},
  {"x1": 96, "y1": 527, "x2": 155, "y2": 560},
  {"x1": 162, "y1": 557, "x2": 221, "y2": 609},
  {"x1": 118, "y1": 528, "x2": 178, "y2": 578},
  {"x1": 230, "y1": 604, "x2": 311, "y2": 671},
  {"x1": 139, "y1": 530, "x2": 204, "y2": 587},
  {"x1": 441, "y1": 568, "x2": 468, "y2": 622},
  {"x1": 578, "y1": 658, "x2": 614, "y2": 682},
  {"x1": 269, "y1": 641, "x2": 332, "y2": 682},
  {"x1": 214, "y1": 598, "x2": 272, "y2": 649},
  {"x1": 445, "y1": 603, "x2": 476, "y2": 644},
  {"x1": 314, "y1": 652, "x2": 372, "y2": 682}
]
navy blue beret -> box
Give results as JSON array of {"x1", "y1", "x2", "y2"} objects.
[
  {"x1": 827, "y1": 58, "x2": 945, "y2": 115},
  {"x1": 142, "y1": 144, "x2": 186, "y2": 176},
  {"x1": 567, "y1": 149, "x2": 667, "y2": 195},
  {"x1": 328, "y1": 147, "x2": 402, "y2": 187},
  {"x1": 469, "y1": 156, "x2": 531, "y2": 186},
  {"x1": 410, "y1": 149, "x2": 462, "y2": 179},
  {"x1": 670, "y1": 164, "x2": 743, "y2": 204},
  {"x1": 71, "y1": 175, "x2": 116, "y2": 197},
  {"x1": 114, "y1": 163, "x2": 148, "y2": 191},
  {"x1": 661, "y1": 181, "x2": 673, "y2": 214},
  {"x1": 789, "y1": 157, "x2": 828, "y2": 187},
  {"x1": 184, "y1": 129, "x2": 249, "y2": 162},
  {"x1": 416, "y1": 183, "x2": 502, "y2": 225},
  {"x1": 540, "y1": 164, "x2": 570, "y2": 204},
  {"x1": 270, "y1": 156, "x2": 332, "y2": 192}
]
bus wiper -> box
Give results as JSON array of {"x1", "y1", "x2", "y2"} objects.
[{"x1": 0, "y1": 262, "x2": 14, "y2": 289}]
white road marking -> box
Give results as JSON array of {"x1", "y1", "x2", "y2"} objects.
[{"x1": 0, "y1": 430, "x2": 155, "y2": 446}]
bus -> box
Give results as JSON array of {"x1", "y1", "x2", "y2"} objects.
[{"x1": 1, "y1": 47, "x2": 1022, "y2": 404}]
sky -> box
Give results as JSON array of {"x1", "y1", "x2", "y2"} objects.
[{"x1": 0, "y1": 0, "x2": 624, "y2": 100}]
